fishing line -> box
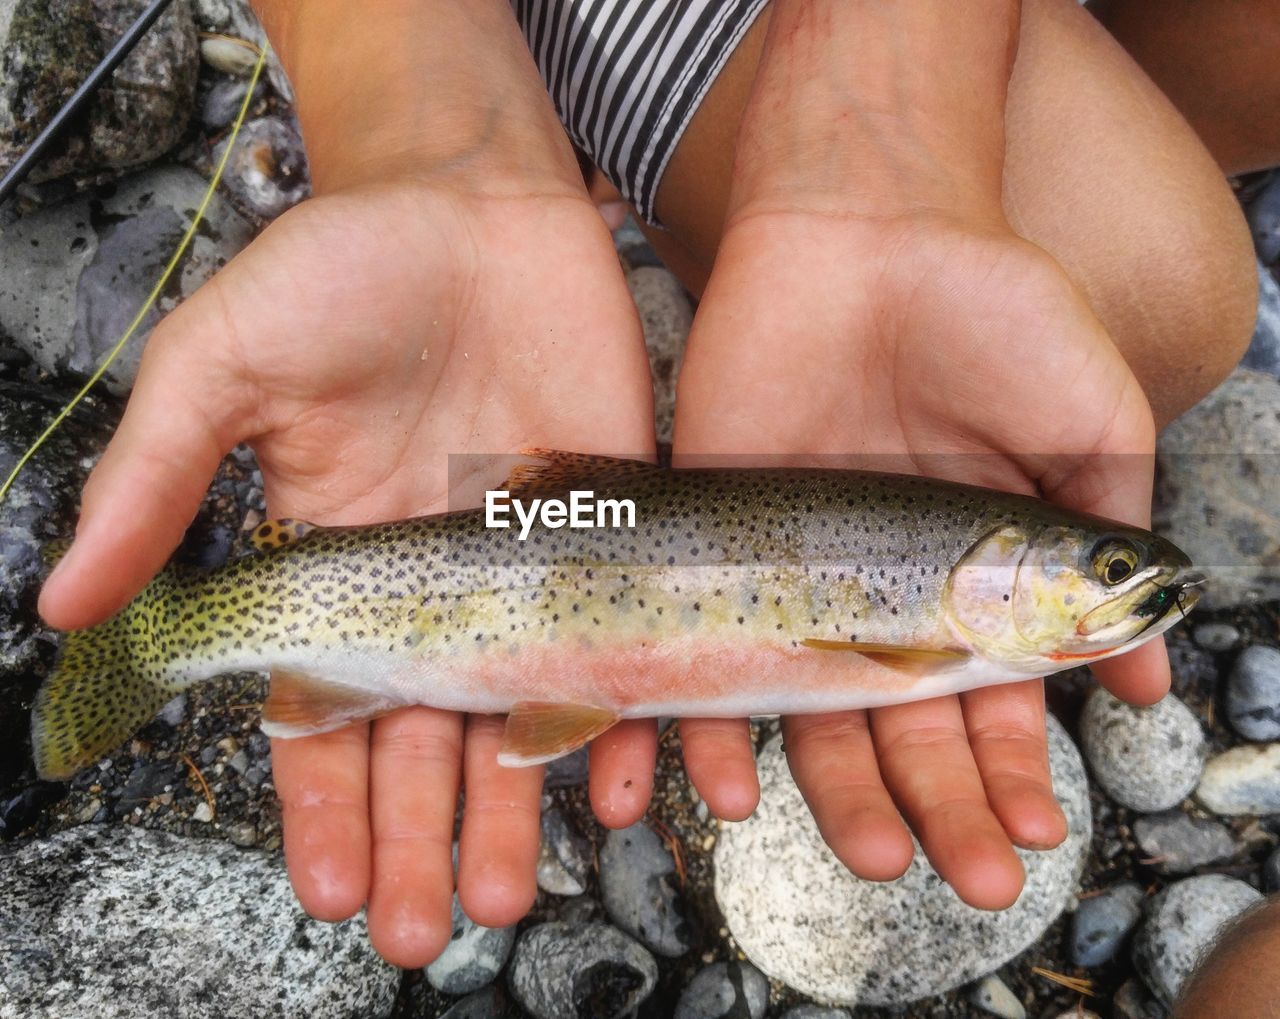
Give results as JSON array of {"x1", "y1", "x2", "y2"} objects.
[{"x1": 0, "y1": 42, "x2": 271, "y2": 505}]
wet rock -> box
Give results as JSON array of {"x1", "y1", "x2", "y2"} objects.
[
  {"x1": 1132, "y1": 811, "x2": 1237, "y2": 874},
  {"x1": 599, "y1": 821, "x2": 690, "y2": 958},
  {"x1": 1192, "y1": 622, "x2": 1242, "y2": 653},
  {"x1": 626, "y1": 266, "x2": 692, "y2": 446},
  {"x1": 536, "y1": 806, "x2": 591, "y2": 897},
  {"x1": 0, "y1": 825, "x2": 397, "y2": 1017},
  {"x1": 1242, "y1": 264, "x2": 1280, "y2": 376},
  {"x1": 212, "y1": 115, "x2": 310, "y2": 220},
  {"x1": 673, "y1": 960, "x2": 768, "y2": 1019},
  {"x1": 1132, "y1": 874, "x2": 1262, "y2": 1006},
  {"x1": 1079, "y1": 689, "x2": 1206, "y2": 812},
  {"x1": 1154, "y1": 368, "x2": 1280, "y2": 608},
  {"x1": 714, "y1": 715, "x2": 1089, "y2": 1005},
  {"x1": 0, "y1": 0, "x2": 198, "y2": 182},
  {"x1": 425, "y1": 894, "x2": 516, "y2": 996},
  {"x1": 1246, "y1": 179, "x2": 1280, "y2": 265},
  {"x1": 507, "y1": 921, "x2": 657, "y2": 1019},
  {"x1": 1070, "y1": 881, "x2": 1144, "y2": 967},
  {"x1": 1195, "y1": 743, "x2": 1280, "y2": 814},
  {"x1": 967, "y1": 974, "x2": 1025, "y2": 1019},
  {"x1": 1225, "y1": 645, "x2": 1280, "y2": 741},
  {"x1": 0, "y1": 165, "x2": 253, "y2": 393}
]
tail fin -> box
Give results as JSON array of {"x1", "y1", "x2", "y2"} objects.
[{"x1": 32, "y1": 603, "x2": 184, "y2": 781}]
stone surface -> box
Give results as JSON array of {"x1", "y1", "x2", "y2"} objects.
[
  {"x1": 543, "y1": 746, "x2": 588, "y2": 788},
  {"x1": 506, "y1": 921, "x2": 657, "y2": 1019},
  {"x1": 1195, "y1": 743, "x2": 1280, "y2": 814},
  {"x1": 0, "y1": 825, "x2": 398, "y2": 1018},
  {"x1": 1071, "y1": 882, "x2": 1145, "y2": 968},
  {"x1": 1154, "y1": 368, "x2": 1280, "y2": 609},
  {"x1": 1132, "y1": 812, "x2": 1237, "y2": 875},
  {"x1": 1192, "y1": 622, "x2": 1242, "y2": 653},
  {"x1": 1264, "y1": 848, "x2": 1280, "y2": 892},
  {"x1": 673, "y1": 960, "x2": 768, "y2": 1019},
  {"x1": 536, "y1": 805, "x2": 592, "y2": 898},
  {"x1": 599, "y1": 821, "x2": 690, "y2": 958},
  {"x1": 0, "y1": 0, "x2": 199, "y2": 182},
  {"x1": 192, "y1": 0, "x2": 293, "y2": 101},
  {"x1": 714, "y1": 715, "x2": 1089, "y2": 1005},
  {"x1": 625, "y1": 266, "x2": 692, "y2": 447},
  {"x1": 1112, "y1": 977, "x2": 1165, "y2": 1019},
  {"x1": 0, "y1": 165, "x2": 254, "y2": 393},
  {"x1": 199, "y1": 77, "x2": 264, "y2": 131},
  {"x1": 1225, "y1": 645, "x2": 1280, "y2": 741},
  {"x1": 212, "y1": 115, "x2": 310, "y2": 220},
  {"x1": 968, "y1": 974, "x2": 1025, "y2": 1019},
  {"x1": 1242, "y1": 264, "x2": 1280, "y2": 375},
  {"x1": 778, "y1": 1009, "x2": 852, "y2": 1019},
  {"x1": 1132, "y1": 874, "x2": 1262, "y2": 1006},
  {"x1": 1246, "y1": 179, "x2": 1280, "y2": 266},
  {"x1": 437, "y1": 985, "x2": 520, "y2": 1018},
  {"x1": 1079, "y1": 689, "x2": 1206, "y2": 812},
  {"x1": 425, "y1": 894, "x2": 516, "y2": 996}
]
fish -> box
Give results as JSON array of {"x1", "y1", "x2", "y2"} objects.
[{"x1": 30, "y1": 450, "x2": 1203, "y2": 780}]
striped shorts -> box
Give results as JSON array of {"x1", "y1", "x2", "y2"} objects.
[{"x1": 512, "y1": 0, "x2": 769, "y2": 224}]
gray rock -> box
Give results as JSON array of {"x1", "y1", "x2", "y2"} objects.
[
  {"x1": 0, "y1": 0, "x2": 198, "y2": 182},
  {"x1": 1226, "y1": 645, "x2": 1280, "y2": 740},
  {"x1": 425, "y1": 894, "x2": 516, "y2": 996},
  {"x1": 1242, "y1": 264, "x2": 1280, "y2": 375},
  {"x1": 779, "y1": 1008, "x2": 851, "y2": 1019},
  {"x1": 199, "y1": 77, "x2": 265, "y2": 132},
  {"x1": 543, "y1": 746, "x2": 588, "y2": 788},
  {"x1": 599, "y1": 821, "x2": 689, "y2": 958},
  {"x1": 625, "y1": 266, "x2": 691, "y2": 446},
  {"x1": 557, "y1": 895, "x2": 603, "y2": 925},
  {"x1": 536, "y1": 806, "x2": 592, "y2": 897},
  {"x1": 1192, "y1": 622, "x2": 1242, "y2": 653},
  {"x1": 714, "y1": 715, "x2": 1089, "y2": 1005},
  {"x1": 1154, "y1": 368, "x2": 1280, "y2": 609},
  {"x1": 1195, "y1": 743, "x2": 1280, "y2": 814},
  {"x1": 438, "y1": 985, "x2": 519, "y2": 1019},
  {"x1": 1070, "y1": 881, "x2": 1144, "y2": 967},
  {"x1": 0, "y1": 825, "x2": 397, "y2": 1018},
  {"x1": 0, "y1": 165, "x2": 253, "y2": 393},
  {"x1": 967, "y1": 974, "x2": 1025, "y2": 1019},
  {"x1": 1264, "y1": 848, "x2": 1280, "y2": 892},
  {"x1": 212, "y1": 115, "x2": 310, "y2": 220},
  {"x1": 1079, "y1": 689, "x2": 1206, "y2": 812},
  {"x1": 191, "y1": 0, "x2": 292, "y2": 101},
  {"x1": 1132, "y1": 874, "x2": 1262, "y2": 1006},
  {"x1": 1246, "y1": 179, "x2": 1280, "y2": 266},
  {"x1": 1112, "y1": 977, "x2": 1166, "y2": 1019},
  {"x1": 1132, "y1": 812, "x2": 1237, "y2": 874},
  {"x1": 674, "y1": 960, "x2": 768, "y2": 1019},
  {"x1": 507, "y1": 921, "x2": 657, "y2": 1019}
]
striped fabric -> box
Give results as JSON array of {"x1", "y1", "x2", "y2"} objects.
[{"x1": 512, "y1": 0, "x2": 768, "y2": 224}]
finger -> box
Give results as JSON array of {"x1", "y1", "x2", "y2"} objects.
[
  {"x1": 457, "y1": 715, "x2": 544, "y2": 928},
  {"x1": 1091, "y1": 637, "x2": 1171, "y2": 706},
  {"x1": 589, "y1": 718, "x2": 657, "y2": 828},
  {"x1": 366, "y1": 707, "x2": 462, "y2": 968},
  {"x1": 960, "y1": 680, "x2": 1066, "y2": 851},
  {"x1": 782, "y1": 711, "x2": 914, "y2": 882},
  {"x1": 679, "y1": 717, "x2": 760, "y2": 821},
  {"x1": 273, "y1": 720, "x2": 371, "y2": 922},
  {"x1": 871, "y1": 696, "x2": 1025, "y2": 910}
]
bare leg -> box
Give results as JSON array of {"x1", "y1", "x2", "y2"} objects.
[
  {"x1": 1175, "y1": 894, "x2": 1280, "y2": 1019},
  {"x1": 644, "y1": 0, "x2": 1259, "y2": 427}
]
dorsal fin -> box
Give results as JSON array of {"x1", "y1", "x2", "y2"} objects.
[
  {"x1": 504, "y1": 449, "x2": 657, "y2": 499},
  {"x1": 248, "y1": 518, "x2": 317, "y2": 552}
]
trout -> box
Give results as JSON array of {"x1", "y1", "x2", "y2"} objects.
[{"x1": 32, "y1": 451, "x2": 1202, "y2": 779}]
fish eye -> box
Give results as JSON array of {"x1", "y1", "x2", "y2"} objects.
[{"x1": 1091, "y1": 538, "x2": 1141, "y2": 586}]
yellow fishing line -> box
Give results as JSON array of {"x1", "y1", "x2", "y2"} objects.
[{"x1": 0, "y1": 41, "x2": 271, "y2": 504}]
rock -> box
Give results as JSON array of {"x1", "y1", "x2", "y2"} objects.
[
  {"x1": 425, "y1": 894, "x2": 516, "y2": 996},
  {"x1": 199, "y1": 35, "x2": 260, "y2": 76},
  {"x1": 0, "y1": 0, "x2": 198, "y2": 182},
  {"x1": 0, "y1": 165, "x2": 254, "y2": 393},
  {"x1": 0, "y1": 825, "x2": 397, "y2": 1017},
  {"x1": 1242, "y1": 264, "x2": 1280, "y2": 376},
  {"x1": 1112, "y1": 977, "x2": 1165, "y2": 1019},
  {"x1": 543, "y1": 747, "x2": 588, "y2": 788},
  {"x1": 191, "y1": 0, "x2": 293, "y2": 101},
  {"x1": 1246, "y1": 178, "x2": 1280, "y2": 265},
  {"x1": 779, "y1": 1008, "x2": 852, "y2": 1019},
  {"x1": 1154, "y1": 368, "x2": 1280, "y2": 608},
  {"x1": 625, "y1": 266, "x2": 692, "y2": 446},
  {"x1": 1264, "y1": 848, "x2": 1280, "y2": 892},
  {"x1": 536, "y1": 806, "x2": 591, "y2": 897},
  {"x1": 673, "y1": 960, "x2": 768, "y2": 1019},
  {"x1": 714, "y1": 715, "x2": 1089, "y2": 1005},
  {"x1": 506, "y1": 921, "x2": 657, "y2": 1019},
  {"x1": 199, "y1": 77, "x2": 265, "y2": 132},
  {"x1": 1132, "y1": 812, "x2": 1237, "y2": 874},
  {"x1": 1070, "y1": 881, "x2": 1144, "y2": 967},
  {"x1": 968, "y1": 974, "x2": 1025, "y2": 1019},
  {"x1": 212, "y1": 115, "x2": 311, "y2": 220},
  {"x1": 1225, "y1": 645, "x2": 1280, "y2": 740},
  {"x1": 1192, "y1": 622, "x2": 1242, "y2": 653},
  {"x1": 557, "y1": 895, "x2": 603, "y2": 924},
  {"x1": 599, "y1": 821, "x2": 690, "y2": 958},
  {"x1": 1132, "y1": 874, "x2": 1262, "y2": 1006},
  {"x1": 1079, "y1": 689, "x2": 1206, "y2": 812},
  {"x1": 1195, "y1": 743, "x2": 1280, "y2": 814},
  {"x1": 438, "y1": 985, "x2": 520, "y2": 1018}
]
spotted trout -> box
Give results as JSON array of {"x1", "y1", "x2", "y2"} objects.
[{"x1": 32, "y1": 451, "x2": 1202, "y2": 780}]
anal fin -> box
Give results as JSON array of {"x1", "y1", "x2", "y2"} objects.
[
  {"x1": 262, "y1": 669, "x2": 403, "y2": 738},
  {"x1": 802, "y1": 639, "x2": 971, "y2": 675},
  {"x1": 498, "y1": 701, "x2": 620, "y2": 767}
]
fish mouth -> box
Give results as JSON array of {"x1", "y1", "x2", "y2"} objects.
[
  {"x1": 1075, "y1": 566, "x2": 1207, "y2": 643},
  {"x1": 1131, "y1": 568, "x2": 1207, "y2": 636}
]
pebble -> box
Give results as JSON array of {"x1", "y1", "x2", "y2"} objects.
[
  {"x1": 543, "y1": 747, "x2": 588, "y2": 788},
  {"x1": 673, "y1": 960, "x2": 768, "y2": 1019},
  {"x1": 1265, "y1": 848, "x2": 1280, "y2": 892},
  {"x1": 426, "y1": 894, "x2": 517, "y2": 996},
  {"x1": 0, "y1": 826, "x2": 397, "y2": 1017},
  {"x1": 1070, "y1": 882, "x2": 1145, "y2": 967},
  {"x1": 1225, "y1": 645, "x2": 1280, "y2": 741},
  {"x1": 625, "y1": 266, "x2": 692, "y2": 446},
  {"x1": 506, "y1": 921, "x2": 657, "y2": 1019},
  {"x1": 599, "y1": 822, "x2": 690, "y2": 957},
  {"x1": 190, "y1": 801, "x2": 214, "y2": 823},
  {"x1": 1132, "y1": 811, "x2": 1237, "y2": 874},
  {"x1": 212, "y1": 115, "x2": 311, "y2": 220},
  {"x1": 1195, "y1": 743, "x2": 1280, "y2": 814},
  {"x1": 438, "y1": 985, "x2": 519, "y2": 1018},
  {"x1": 1132, "y1": 874, "x2": 1262, "y2": 1006},
  {"x1": 199, "y1": 78, "x2": 265, "y2": 131},
  {"x1": 714, "y1": 715, "x2": 1089, "y2": 1004},
  {"x1": 1112, "y1": 977, "x2": 1165, "y2": 1019},
  {"x1": 156, "y1": 694, "x2": 188, "y2": 728},
  {"x1": 1246, "y1": 176, "x2": 1280, "y2": 265},
  {"x1": 225, "y1": 820, "x2": 258, "y2": 847},
  {"x1": 199, "y1": 35, "x2": 261, "y2": 76},
  {"x1": 968, "y1": 974, "x2": 1025, "y2": 1019},
  {"x1": 1079, "y1": 689, "x2": 1206, "y2": 812},
  {"x1": 1192, "y1": 622, "x2": 1242, "y2": 653},
  {"x1": 536, "y1": 806, "x2": 592, "y2": 897}
]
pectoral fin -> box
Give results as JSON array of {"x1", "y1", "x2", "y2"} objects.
[
  {"x1": 262, "y1": 670, "x2": 403, "y2": 738},
  {"x1": 802, "y1": 639, "x2": 971, "y2": 675},
  {"x1": 498, "y1": 701, "x2": 620, "y2": 767}
]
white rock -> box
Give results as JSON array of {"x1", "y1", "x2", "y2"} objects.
[
  {"x1": 1195, "y1": 743, "x2": 1280, "y2": 814},
  {"x1": 968, "y1": 974, "x2": 1025, "y2": 1019}
]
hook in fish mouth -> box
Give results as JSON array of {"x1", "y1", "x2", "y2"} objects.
[{"x1": 1136, "y1": 569, "x2": 1208, "y2": 634}]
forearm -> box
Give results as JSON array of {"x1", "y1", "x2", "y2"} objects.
[
  {"x1": 251, "y1": 0, "x2": 580, "y2": 195},
  {"x1": 732, "y1": 0, "x2": 1021, "y2": 221}
]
